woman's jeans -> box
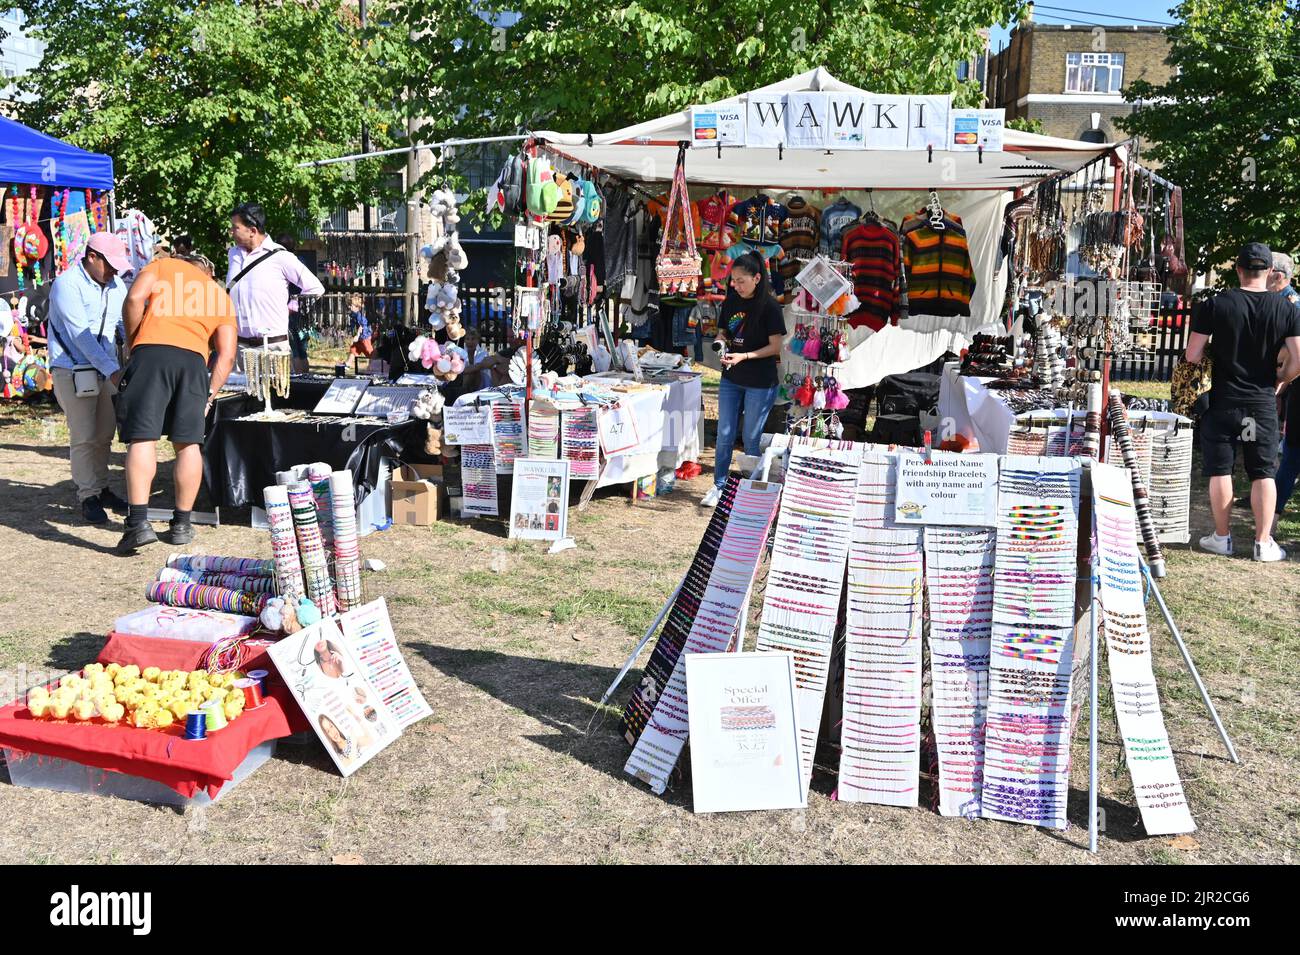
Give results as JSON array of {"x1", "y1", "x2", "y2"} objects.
[
  {"x1": 1276, "y1": 442, "x2": 1300, "y2": 516},
  {"x1": 715, "y1": 377, "x2": 779, "y2": 488}
]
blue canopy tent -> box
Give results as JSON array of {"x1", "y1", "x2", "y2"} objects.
[{"x1": 0, "y1": 115, "x2": 114, "y2": 190}]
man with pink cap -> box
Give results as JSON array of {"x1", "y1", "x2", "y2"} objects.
[{"x1": 47, "y1": 232, "x2": 132, "y2": 525}]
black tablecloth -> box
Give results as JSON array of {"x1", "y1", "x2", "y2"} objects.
[{"x1": 202, "y1": 377, "x2": 425, "y2": 509}]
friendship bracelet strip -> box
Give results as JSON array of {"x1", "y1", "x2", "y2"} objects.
[
  {"x1": 461, "y1": 444, "x2": 499, "y2": 517},
  {"x1": 982, "y1": 454, "x2": 1081, "y2": 831},
  {"x1": 1092, "y1": 462, "x2": 1195, "y2": 835},
  {"x1": 839, "y1": 450, "x2": 924, "y2": 808},
  {"x1": 756, "y1": 444, "x2": 862, "y2": 792},
  {"x1": 625, "y1": 479, "x2": 782, "y2": 794},
  {"x1": 621, "y1": 477, "x2": 740, "y2": 744},
  {"x1": 926, "y1": 523, "x2": 996, "y2": 818}
]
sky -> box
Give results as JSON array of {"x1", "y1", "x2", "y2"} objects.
[{"x1": 990, "y1": 2, "x2": 1182, "y2": 48}]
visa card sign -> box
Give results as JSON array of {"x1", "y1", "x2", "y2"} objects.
[{"x1": 692, "y1": 94, "x2": 1005, "y2": 152}]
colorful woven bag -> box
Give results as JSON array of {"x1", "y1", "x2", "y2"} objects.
[{"x1": 656, "y1": 147, "x2": 702, "y2": 296}]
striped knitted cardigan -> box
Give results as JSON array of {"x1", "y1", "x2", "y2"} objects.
[
  {"x1": 841, "y1": 221, "x2": 903, "y2": 331},
  {"x1": 900, "y1": 209, "x2": 977, "y2": 317}
]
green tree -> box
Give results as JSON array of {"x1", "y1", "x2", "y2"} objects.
[
  {"x1": 2, "y1": 0, "x2": 409, "y2": 257},
  {"x1": 1121, "y1": 0, "x2": 1300, "y2": 274},
  {"x1": 400, "y1": 1, "x2": 1023, "y2": 140},
  {"x1": 1007, "y1": 116, "x2": 1044, "y2": 135}
]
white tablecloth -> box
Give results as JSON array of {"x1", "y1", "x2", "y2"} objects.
[{"x1": 937, "y1": 362, "x2": 1016, "y2": 455}]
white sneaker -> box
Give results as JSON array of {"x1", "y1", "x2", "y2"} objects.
[
  {"x1": 699, "y1": 486, "x2": 722, "y2": 508},
  {"x1": 1253, "y1": 538, "x2": 1288, "y2": 562},
  {"x1": 1198, "y1": 532, "x2": 1233, "y2": 556}
]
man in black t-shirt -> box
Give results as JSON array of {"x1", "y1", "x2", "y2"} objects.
[{"x1": 1186, "y1": 242, "x2": 1300, "y2": 561}]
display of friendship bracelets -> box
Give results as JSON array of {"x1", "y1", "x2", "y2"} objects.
[
  {"x1": 527, "y1": 401, "x2": 561, "y2": 459},
  {"x1": 263, "y1": 484, "x2": 306, "y2": 600},
  {"x1": 624, "y1": 479, "x2": 781, "y2": 793},
  {"x1": 838, "y1": 451, "x2": 924, "y2": 808},
  {"x1": 329, "y1": 470, "x2": 363, "y2": 611},
  {"x1": 1128, "y1": 411, "x2": 1194, "y2": 545},
  {"x1": 146, "y1": 580, "x2": 270, "y2": 616},
  {"x1": 755, "y1": 445, "x2": 862, "y2": 791},
  {"x1": 1091, "y1": 462, "x2": 1194, "y2": 834},
  {"x1": 983, "y1": 456, "x2": 1081, "y2": 830},
  {"x1": 287, "y1": 481, "x2": 337, "y2": 617},
  {"x1": 490, "y1": 399, "x2": 524, "y2": 473},
  {"x1": 621, "y1": 476, "x2": 740, "y2": 745},
  {"x1": 925, "y1": 522, "x2": 996, "y2": 818},
  {"x1": 307, "y1": 462, "x2": 335, "y2": 548},
  {"x1": 460, "y1": 444, "x2": 499, "y2": 517},
  {"x1": 165, "y1": 554, "x2": 275, "y2": 577},
  {"x1": 157, "y1": 567, "x2": 276, "y2": 593},
  {"x1": 1106, "y1": 393, "x2": 1165, "y2": 578},
  {"x1": 560, "y1": 405, "x2": 600, "y2": 480}
]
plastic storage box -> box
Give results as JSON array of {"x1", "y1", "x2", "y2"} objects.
[{"x1": 1, "y1": 740, "x2": 276, "y2": 807}]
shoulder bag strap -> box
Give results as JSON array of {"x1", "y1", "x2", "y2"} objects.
[{"x1": 227, "y1": 247, "x2": 283, "y2": 290}]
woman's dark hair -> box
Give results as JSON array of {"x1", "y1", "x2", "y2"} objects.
[
  {"x1": 231, "y1": 202, "x2": 266, "y2": 233},
  {"x1": 173, "y1": 234, "x2": 194, "y2": 255},
  {"x1": 313, "y1": 640, "x2": 341, "y2": 668},
  {"x1": 727, "y1": 251, "x2": 774, "y2": 304},
  {"x1": 318, "y1": 713, "x2": 348, "y2": 755}
]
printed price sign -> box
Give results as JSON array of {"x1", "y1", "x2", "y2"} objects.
[{"x1": 597, "y1": 401, "x2": 641, "y2": 456}]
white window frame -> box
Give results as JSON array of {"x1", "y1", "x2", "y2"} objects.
[{"x1": 1065, "y1": 52, "x2": 1125, "y2": 95}]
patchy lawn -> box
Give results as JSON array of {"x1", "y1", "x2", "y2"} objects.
[{"x1": 0, "y1": 379, "x2": 1295, "y2": 864}]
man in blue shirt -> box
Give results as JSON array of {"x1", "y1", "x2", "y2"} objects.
[{"x1": 47, "y1": 233, "x2": 131, "y2": 524}]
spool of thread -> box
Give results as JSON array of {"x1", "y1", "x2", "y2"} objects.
[
  {"x1": 235, "y1": 677, "x2": 264, "y2": 708},
  {"x1": 202, "y1": 700, "x2": 228, "y2": 733},
  {"x1": 247, "y1": 669, "x2": 269, "y2": 694},
  {"x1": 184, "y1": 711, "x2": 208, "y2": 740}
]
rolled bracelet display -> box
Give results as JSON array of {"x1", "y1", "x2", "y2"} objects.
[
  {"x1": 146, "y1": 580, "x2": 269, "y2": 616},
  {"x1": 330, "y1": 469, "x2": 363, "y2": 612},
  {"x1": 156, "y1": 567, "x2": 276, "y2": 593},
  {"x1": 307, "y1": 461, "x2": 335, "y2": 549},
  {"x1": 288, "y1": 481, "x2": 337, "y2": 616},
  {"x1": 165, "y1": 553, "x2": 275, "y2": 577},
  {"x1": 263, "y1": 483, "x2": 305, "y2": 601},
  {"x1": 1107, "y1": 393, "x2": 1166, "y2": 577}
]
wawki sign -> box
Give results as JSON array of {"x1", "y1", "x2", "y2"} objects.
[{"x1": 691, "y1": 93, "x2": 1004, "y2": 152}]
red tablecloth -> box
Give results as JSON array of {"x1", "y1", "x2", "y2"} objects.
[
  {"x1": 0, "y1": 695, "x2": 294, "y2": 800},
  {"x1": 98, "y1": 631, "x2": 309, "y2": 734}
]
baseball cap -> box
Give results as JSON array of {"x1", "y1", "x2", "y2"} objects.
[
  {"x1": 1236, "y1": 242, "x2": 1272, "y2": 270},
  {"x1": 86, "y1": 232, "x2": 132, "y2": 273}
]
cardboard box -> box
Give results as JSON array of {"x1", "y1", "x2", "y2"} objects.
[{"x1": 390, "y1": 462, "x2": 446, "y2": 525}]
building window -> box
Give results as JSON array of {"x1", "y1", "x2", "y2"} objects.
[{"x1": 1066, "y1": 52, "x2": 1125, "y2": 94}]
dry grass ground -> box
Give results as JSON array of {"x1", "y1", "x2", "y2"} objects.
[{"x1": 0, "y1": 380, "x2": 1295, "y2": 864}]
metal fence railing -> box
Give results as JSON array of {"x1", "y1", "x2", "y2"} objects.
[{"x1": 1108, "y1": 307, "x2": 1191, "y2": 383}]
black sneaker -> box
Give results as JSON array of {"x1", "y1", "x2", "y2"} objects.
[
  {"x1": 81, "y1": 496, "x2": 109, "y2": 524},
  {"x1": 116, "y1": 522, "x2": 159, "y2": 554},
  {"x1": 161, "y1": 521, "x2": 195, "y2": 546},
  {"x1": 99, "y1": 488, "x2": 129, "y2": 515}
]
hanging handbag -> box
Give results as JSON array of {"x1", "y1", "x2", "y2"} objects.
[
  {"x1": 1171, "y1": 355, "x2": 1211, "y2": 419},
  {"x1": 656, "y1": 147, "x2": 702, "y2": 295}
]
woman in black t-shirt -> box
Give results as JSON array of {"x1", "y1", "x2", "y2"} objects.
[{"x1": 701, "y1": 252, "x2": 787, "y2": 508}]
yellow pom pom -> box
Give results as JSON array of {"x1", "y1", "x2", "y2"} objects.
[
  {"x1": 84, "y1": 663, "x2": 105, "y2": 676},
  {"x1": 131, "y1": 708, "x2": 153, "y2": 728},
  {"x1": 170, "y1": 700, "x2": 193, "y2": 720},
  {"x1": 105, "y1": 663, "x2": 121, "y2": 676},
  {"x1": 142, "y1": 666, "x2": 161, "y2": 683},
  {"x1": 222, "y1": 699, "x2": 242, "y2": 721},
  {"x1": 121, "y1": 665, "x2": 140, "y2": 680},
  {"x1": 26, "y1": 686, "x2": 49, "y2": 707},
  {"x1": 28, "y1": 700, "x2": 48, "y2": 718},
  {"x1": 72, "y1": 699, "x2": 96, "y2": 721},
  {"x1": 151, "y1": 709, "x2": 174, "y2": 730},
  {"x1": 101, "y1": 702, "x2": 125, "y2": 723},
  {"x1": 50, "y1": 700, "x2": 72, "y2": 720}
]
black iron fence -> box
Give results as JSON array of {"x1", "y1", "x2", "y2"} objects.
[{"x1": 1108, "y1": 307, "x2": 1191, "y2": 383}]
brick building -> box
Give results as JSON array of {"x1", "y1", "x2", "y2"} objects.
[{"x1": 986, "y1": 16, "x2": 1172, "y2": 144}]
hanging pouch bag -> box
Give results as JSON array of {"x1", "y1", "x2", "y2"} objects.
[{"x1": 655, "y1": 145, "x2": 702, "y2": 296}]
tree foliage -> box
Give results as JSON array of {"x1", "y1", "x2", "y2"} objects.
[
  {"x1": 2, "y1": 0, "x2": 408, "y2": 256},
  {"x1": 1121, "y1": 0, "x2": 1300, "y2": 274},
  {"x1": 400, "y1": 0, "x2": 1022, "y2": 140}
]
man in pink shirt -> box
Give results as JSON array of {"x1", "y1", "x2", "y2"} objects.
[{"x1": 226, "y1": 202, "x2": 324, "y2": 371}]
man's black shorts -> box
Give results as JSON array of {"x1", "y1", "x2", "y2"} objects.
[
  {"x1": 1200, "y1": 400, "x2": 1280, "y2": 480},
  {"x1": 117, "y1": 344, "x2": 210, "y2": 445}
]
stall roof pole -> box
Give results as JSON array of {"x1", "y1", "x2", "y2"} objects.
[{"x1": 297, "y1": 134, "x2": 531, "y2": 169}]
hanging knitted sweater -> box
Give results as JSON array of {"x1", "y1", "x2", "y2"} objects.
[
  {"x1": 778, "y1": 195, "x2": 821, "y2": 280},
  {"x1": 900, "y1": 209, "x2": 976, "y2": 317},
  {"x1": 841, "y1": 220, "x2": 903, "y2": 331}
]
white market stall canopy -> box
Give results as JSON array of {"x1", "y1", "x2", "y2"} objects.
[{"x1": 535, "y1": 67, "x2": 1121, "y2": 191}]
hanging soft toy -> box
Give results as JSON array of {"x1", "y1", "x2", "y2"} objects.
[
  {"x1": 801, "y1": 325, "x2": 822, "y2": 361},
  {"x1": 812, "y1": 377, "x2": 827, "y2": 410},
  {"x1": 836, "y1": 330, "x2": 850, "y2": 364},
  {"x1": 819, "y1": 329, "x2": 838, "y2": 365},
  {"x1": 825, "y1": 376, "x2": 850, "y2": 411},
  {"x1": 408, "y1": 334, "x2": 429, "y2": 365},
  {"x1": 421, "y1": 338, "x2": 443, "y2": 370},
  {"x1": 296, "y1": 598, "x2": 322, "y2": 628},
  {"x1": 793, "y1": 374, "x2": 814, "y2": 407},
  {"x1": 789, "y1": 323, "x2": 806, "y2": 355},
  {"x1": 412, "y1": 388, "x2": 445, "y2": 421}
]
